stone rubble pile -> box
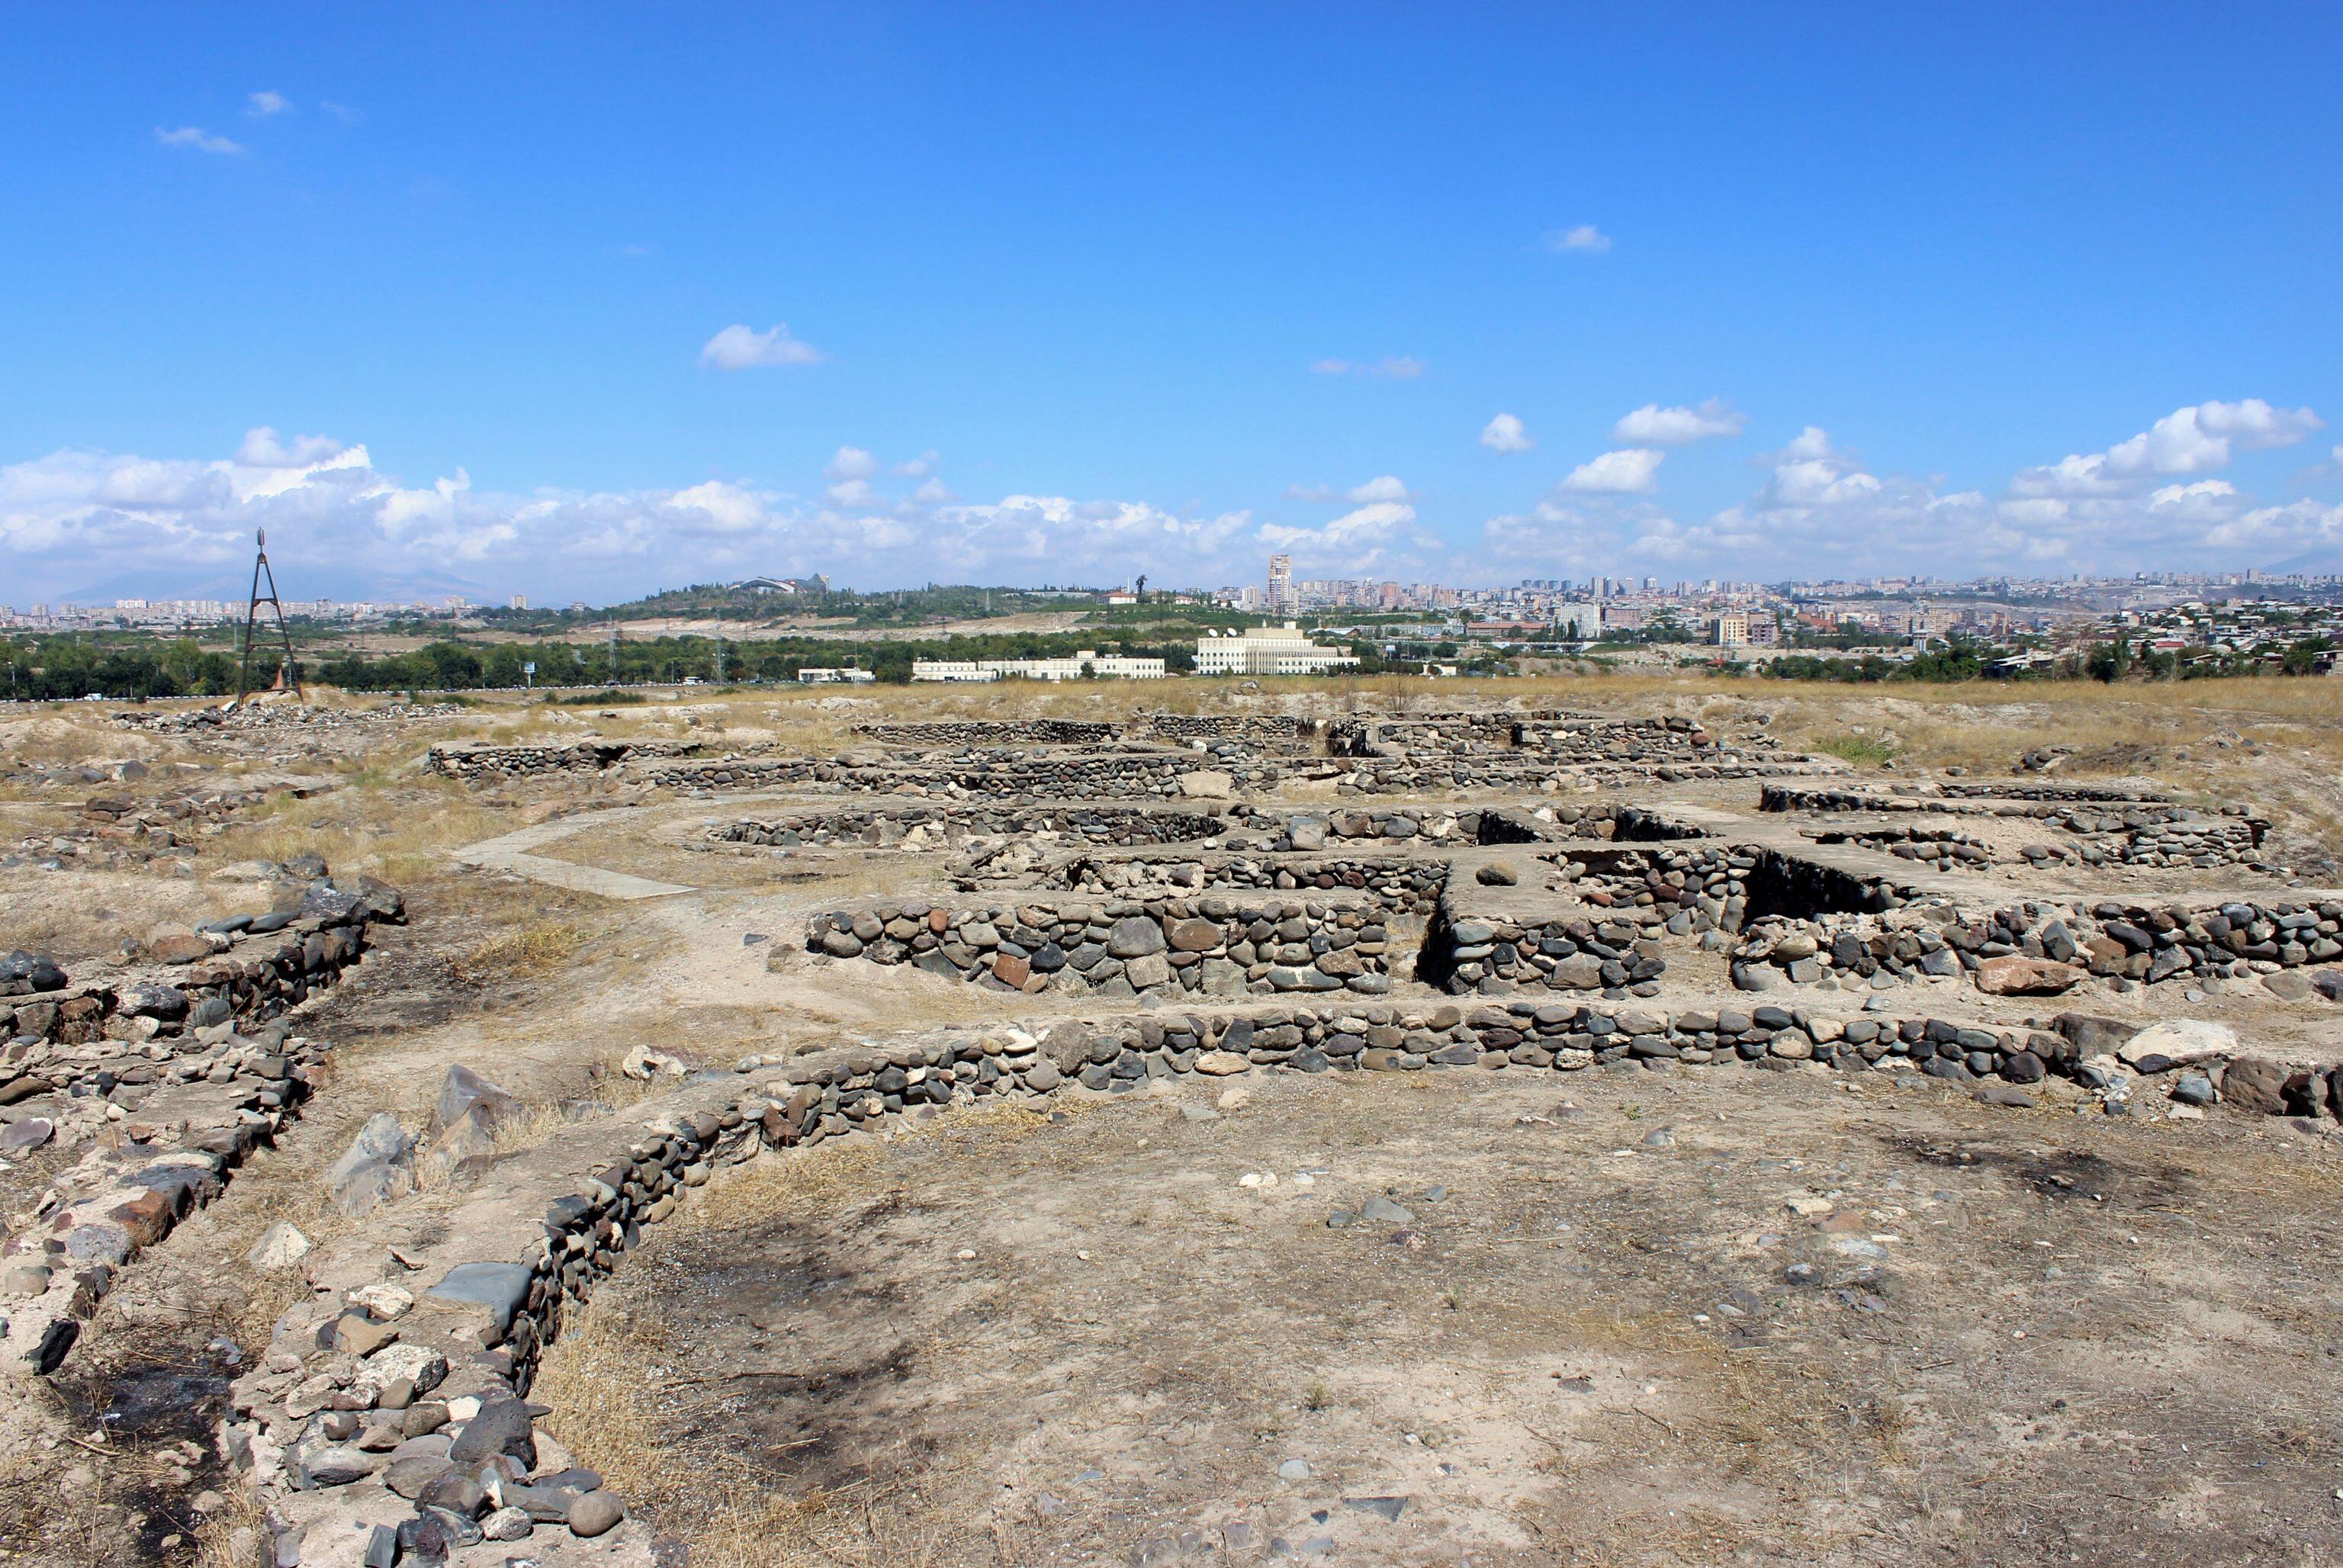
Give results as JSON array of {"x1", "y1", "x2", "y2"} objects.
[{"x1": 5, "y1": 778, "x2": 336, "y2": 874}]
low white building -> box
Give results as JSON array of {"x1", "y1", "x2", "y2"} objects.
[
  {"x1": 1194, "y1": 622, "x2": 1360, "y2": 676},
  {"x1": 909, "y1": 660, "x2": 1000, "y2": 683},
  {"x1": 913, "y1": 650, "x2": 1165, "y2": 683},
  {"x1": 797, "y1": 667, "x2": 876, "y2": 684}
]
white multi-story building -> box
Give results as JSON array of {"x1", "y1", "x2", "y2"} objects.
[
  {"x1": 1194, "y1": 623, "x2": 1360, "y2": 677},
  {"x1": 912, "y1": 650, "x2": 1165, "y2": 683},
  {"x1": 1553, "y1": 602, "x2": 1603, "y2": 640}
]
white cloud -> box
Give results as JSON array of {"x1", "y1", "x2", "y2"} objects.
[
  {"x1": 235, "y1": 428, "x2": 347, "y2": 468},
  {"x1": 1286, "y1": 475, "x2": 1414, "y2": 505},
  {"x1": 1561, "y1": 448, "x2": 1664, "y2": 493},
  {"x1": 821, "y1": 448, "x2": 880, "y2": 507},
  {"x1": 2014, "y1": 398, "x2": 2322, "y2": 496},
  {"x1": 1611, "y1": 399, "x2": 1745, "y2": 445},
  {"x1": 699, "y1": 323, "x2": 824, "y2": 371},
  {"x1": 155, "y1": 126, "x2": 246, "y2": 156},
  {"x1": 2203, "y1": 498, "x2": 2343, "y2": 553},
  {"x1": 246, "y1": 91, "x2": 291, "y2": 117},
  {"x1": 1310, "y1": 356, "x2": 1425, "y2": 379},
  {"x1": 1256, "y1": 475, "x2": 1440, "y2": 575},
  {"x1": 1762, "y1": 428, "x2": 1883, "y2": 507},
  {"x1": 895, "y1": 450, "x2": 940, "y2": 477},
  {"x1": 1544, "y1": 225, "x2": 1612, "y2": 254},
  {"x1": 0, "y1": 431, "x2": 1319, "y2": 601},
  {"x1": 824, "y1": 446, "x2": 878, "y2": 482},
  {"x1": 1479, "y1": 413, "x2": 1532, "y2": 454},
  {"x1": 320, "y1": 101, "x2": 362, "y2": 124},
  {"x1": 664, "y1": 480, "x2": 770, "y2": 535},
  {"x1": 1474, "y1": 399, "x2": 2343, "y2": 580}
]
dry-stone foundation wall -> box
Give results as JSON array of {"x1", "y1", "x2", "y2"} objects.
[
  {"x1": 223, "y1": 962, "x2": 2343, "y2": 1564},
  {"x1": 647, "y1": 752, "x2": 1279, "y2": 798},
  {"x1": 1034, "y1": 853, "x2": 1450, "y2": 912},
  {"x1": 850, "y1": 718, "x2": 1120, "y2": 747},
  {"x1": 712, "y1": 802, "x2": 1228, "y2": 850},
  {"x1": 0, "y1": 879, "x2": 400, "y2": 1374},
  {"x1": 1807, "y1": 826, "x2": 1998, "y2": 871},
  {"x1": 117, "y1": 702, "x2": 468, "y2": 736},
  {"x1": 806, "y1": 895, "x2": 1399, "y2": 998},
  {"x1": 1139, "y1": 712, "x2": 1319, "y2": 747},
  {"x1": 1726, "y1": 895, "x2": 2343, "y2": 994},
  {"x1": 1546, "y1": 843, "x2": 1753, "y2": 933},
  {"x1": 426, "y1": 740, "x2": 701, "y2": 780}
]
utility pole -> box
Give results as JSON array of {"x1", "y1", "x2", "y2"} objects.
[{"x1": 234, "y1": 529, "x2": 301, "y2": 706}]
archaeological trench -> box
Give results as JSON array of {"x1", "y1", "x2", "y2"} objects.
[{"x1": 5, "y1": 698, "x2": 2343, "y2": 1565}]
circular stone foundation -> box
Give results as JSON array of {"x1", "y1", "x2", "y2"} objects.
[{"x1": 535, "y1": 1064, "x2": 2343, "y2": 1566}]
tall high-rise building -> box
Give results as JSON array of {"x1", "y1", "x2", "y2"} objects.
[{"x1": 1267, "y1": 554, "x2": 1293, "y2": 611}]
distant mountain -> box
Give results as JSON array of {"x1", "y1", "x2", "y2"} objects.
[{"x1": 2264, "y1": 546, "x2": 2343, "y2": 577}]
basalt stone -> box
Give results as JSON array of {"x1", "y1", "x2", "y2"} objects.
[
  {"x1": 448, "y1": 1394, "x2": 537, "y2": 1469},
  {"x1": 1107, "y1": 917, "x2": 1168, "y2": 958}
]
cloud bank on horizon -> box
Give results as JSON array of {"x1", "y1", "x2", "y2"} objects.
[{"x1": 5, "y1": 397, "x2": 2335, "y2": 604}]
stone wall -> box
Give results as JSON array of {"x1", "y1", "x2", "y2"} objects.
[
  {"x1": 1808, "y1": 826, "x2": 1997, "y2": 872},
  {"x1": 647, "y1": 752, "x2": 1280, "y2": 798},
  {"x1": 1139, "y1": 713, "x2": 1318, "y2": 747},
  {"x1": 117, "y1": 702, "x2": 468, "y2": 735},
  {"x1": 1033, "y1": 853, "x2": 1449, "y2": 913},
  {"x1": 1726, "y1": 895, "x2": 2343, "y2": 994},
  {"x1": 1547, "y1": 842, "x2": 1752, "y2": 933},
  {"x1": 1339, "y1": 753, "x2": 1834, "y2": 795},
  {"x1": 426, "y1": 740, "x2": 700, "y2": 780},
  {"x1": 0, "y1": 880, "x2": 400, "y2": 1375},
  {"x1": 712, "y1": 802, "x2": 1227, "y2": 851},
  {"x1": 1229, "y1": 805, "x2": 1548, "y2": 848},
  {"x1": 805, "y1": 895, "x2": 1398, "y2": 998},
  {"x1": 221, "y1": 988, "x2": 2339, "y2": 1561},
  {"x1": 850, "y1": 719, "x2": 1120, "y2": 747},
  {"x1": 1420, "y1": 879, "x2": 1671, "y2": 997}
]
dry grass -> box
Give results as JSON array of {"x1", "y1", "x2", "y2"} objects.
[
  {"x1": 213, "y1": 777, "x2": 509, "y2": 888},
  {"x1": 535, "y1": 1098, "x2": 1099, "y2": 1566},
  {"x1": 448, "y1": 914, "x2": 599, "y2": 984}
]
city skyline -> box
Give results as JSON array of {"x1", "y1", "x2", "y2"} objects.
[{"x1": 4, "y1": 7, "x2": 2339, "y2": 603}]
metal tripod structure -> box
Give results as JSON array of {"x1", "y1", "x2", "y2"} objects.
[{"x1": 234, "y1": 529, "x2": 302, "y2": 706}]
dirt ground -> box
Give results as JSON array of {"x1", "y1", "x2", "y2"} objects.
[
  {"x1": 5, "y1": 673, "x2": 2343, "y2": 1567},
  {"x1": 544, "y1": 1065, "x2": 2343, "y2": 1567}
]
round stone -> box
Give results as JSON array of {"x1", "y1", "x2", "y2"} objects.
[{"x1": 568, "y1": 1490, "x2": 627, "y2": 1538}]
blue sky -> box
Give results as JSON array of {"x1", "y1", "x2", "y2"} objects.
[{"x1": 4, "y1": 4, "x2": 2339, "y2": 603}]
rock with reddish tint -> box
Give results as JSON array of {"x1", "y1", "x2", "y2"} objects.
[{"x1": 1974, "y1": 956, "x2": 2084, "y2": 996}]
